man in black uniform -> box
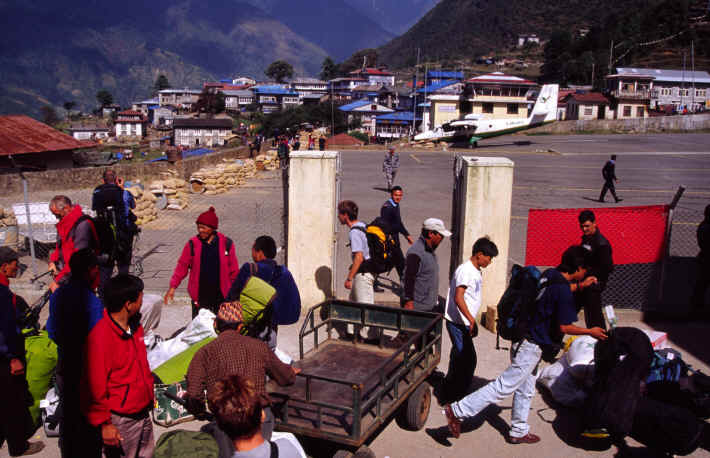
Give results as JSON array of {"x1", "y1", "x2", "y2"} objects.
[
  {"x1": 599, "y1": 154, "x2": 622, "y2": 203},
  {"x1": 691, "y1": 204, "x2": 710, "y2": 312},
  {"x1": 380, "y1": 186, "x2": 414, "y2": 284},
  {"x1": 577, "y1": 210, "x2": 613, "y2": 329},
  {"x1": 91, "y1": 169, "x2": 136, "y2": 295}
]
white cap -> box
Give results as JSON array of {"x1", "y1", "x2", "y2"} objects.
[{"x1": 422, "y1": 218, "x2": 452, "y2": 237}]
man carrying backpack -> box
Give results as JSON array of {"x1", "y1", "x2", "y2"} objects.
[
  {"x1": 338, "y1": 200, "x2": 374, "y2": 304},
  {"x1": 164, "y1": 207, "x2": 239, "y2": 317},
  {"x1": 226, "y1": 235, "x2": 301, "y2": 349},
  {"x1": 442, "y1": 246, "x2": 608, "y2": 444},
  {"x1": 48, "y1": 195, "x2": 99, "y2": 292},
  {"x1": 380, "y1": 186, "x2": 413, "y2": 283},
  {"x1": 441, "y1": 237, "x2": 498, "y2": 404},
  {"x1": 92, "y1": 169, "x2": 137, "y2": 296}
]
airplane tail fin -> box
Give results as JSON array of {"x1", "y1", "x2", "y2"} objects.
[{"x1": 529, "y1": 84, "x2": 559, "y2": 124}]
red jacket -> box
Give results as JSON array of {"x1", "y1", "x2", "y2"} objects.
[
  {"x1": 81, "y1": 310, "x2": 153, "y2": 426},
  {"x1": 50, "y1": 205, "x2": 98, "y2": 282},
  {"x1": 169, "y1": 232, "x2": 239, "y2": 303}
]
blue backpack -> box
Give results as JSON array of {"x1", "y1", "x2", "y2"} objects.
[
  {"x1": 496, "y1": 265, "x2": 543, "y2": 347},
  {"x1": 646, "y1": 349, "x2": 687, "y2": 384}
]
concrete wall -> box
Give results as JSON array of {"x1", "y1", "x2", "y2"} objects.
[
  {"x1": 452, "y1": 156, "x2": 514, "y2": 319},
  {"x1": 527, "y1": 112, "x2": 710, "y2": 134},
  {"x1": 0, "y1": 146, "x2": 247, "y2": 195},
  {"x1": 432, "y1": 100, "x2": 460, "y2": 127},
  {"x1": 287, "y1": 151, "x2": 339, "y2": 309}
]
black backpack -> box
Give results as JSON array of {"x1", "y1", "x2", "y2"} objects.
[
  {"x1": 350, "y1": 217, "x2": 395, "y2": 275},
  {"x1": 496, "y1": 265, "x2": 543, "y2": 349}
]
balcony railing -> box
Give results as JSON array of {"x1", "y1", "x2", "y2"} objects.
[{"x1": 610, "y1": 89, "x2": 651, "y2": 100}]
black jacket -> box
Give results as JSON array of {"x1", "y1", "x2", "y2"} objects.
[
  {"x1": 380, "y1": 199, "x2": 409, "y2": 244},
  {"x1": 582, "y1": 229, "x2": 614, "y2": 285},
  {"x1": 698, "y1": 219, "x2": 710, "y2": 262},
  {"x1": 602, "y1": 160, "x2": 617, "y2": 182}
]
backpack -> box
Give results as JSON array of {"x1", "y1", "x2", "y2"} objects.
[
  {"x1": 154, "y1": 430, "x2": 220, "y2": 458},
  {"x1": 351, "y1": 217, "x2": 395, "y2": 275},
  {"x1": 646, "y1": 349, "x2": 687, "y2": 385},
  {"x1": 73, "y1": 211, "x2": 121, "y2": 262},
  {"x1": 239, "y1": 263, "x2": 277, "y2": 337}
]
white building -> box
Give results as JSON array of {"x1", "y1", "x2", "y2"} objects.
[
  {"x1": 611, "y1": 67, "x2": 710, "y2": 112},
  {"x1": 223, "y1": 90, "x2": 255, "y2": 112},
  {"x1": 290, "y1": 78, "x2": 328, "y2": 97},
  {"x1": 158, "y1": 89, "x2": 202, "y2": 109},
  {"x1": 114, "y1": 111, "x2": 147, "y2": 138},
  {"x1": 349, "y1": 68, "x2": 395, "y2": 86},
  {"x1": 172, "y1": 118, "x2": 232, "y2": 147},
  {"x1": 232, "y1": 76, "x2": 256, "y2": 86},
  {"x1": 68, "y1": 126, "x2": 110, "y2": 141}
]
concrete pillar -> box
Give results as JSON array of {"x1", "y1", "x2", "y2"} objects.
[
  {"x1": 287, "y1": 151, "x2": 339, "y2": 309},
  {"x1": 451, "y1": 156, "x2": 514, "y2": 320}
]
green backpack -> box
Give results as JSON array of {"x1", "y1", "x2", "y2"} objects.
[
  {"x1": 24, "y1": 330, "x2": 58, "y2": 425},
  {"x1": 154, "y1": 430, "x2": 219, "y2": 458},
  {"x1": 239, "y1": 263, "x2": 277, "y2": 336}
]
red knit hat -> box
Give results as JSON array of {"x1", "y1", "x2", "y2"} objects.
[{"x1": 196, "y1": 206, "x2": 219, "y2": 229}]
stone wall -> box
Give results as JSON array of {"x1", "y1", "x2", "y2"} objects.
[
  {"x1": 0, "y1": 147, "x2": 248, "y2": 195},
  {"x1": 527, "y1": 113, "x2": 710, "y2": 134}
]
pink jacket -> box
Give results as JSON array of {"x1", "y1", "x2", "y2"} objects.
[{"x1": 169, "y1": 232, "x2": 239, "y2": 302}]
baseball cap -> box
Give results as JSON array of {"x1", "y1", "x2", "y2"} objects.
[{"x1": 422, "y1": 218, "x2": 452, "y2": 237}]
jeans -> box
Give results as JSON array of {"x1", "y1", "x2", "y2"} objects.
[
  {"x1": 451, "y1": 339, "x2": 542, "y2": 438},
  {"x1": 443, "y1": 320, "x2": 477, "y2": 402}
]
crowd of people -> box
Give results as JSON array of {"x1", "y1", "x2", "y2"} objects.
[{"x1": 1, "y1": 149, "x2": 710, "y2": 458}]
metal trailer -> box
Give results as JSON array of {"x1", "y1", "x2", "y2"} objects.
[{"x1": 268, "y1": 300, "x2": 443, "y2": 458}]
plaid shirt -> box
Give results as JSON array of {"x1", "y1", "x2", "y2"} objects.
[
  {"x1": 186, "y1": 330, "x2": 295, "y2": 405},
  {"x1": 383, "y1": 152, "x2": 400, "y2": 174}
]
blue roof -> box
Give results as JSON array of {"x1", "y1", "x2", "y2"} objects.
[
  {"x1": 338, "y1": 99, "x2": 372, "y2": 112},
  {"x1": 148, "y1": 105, "x2": 159, "y2": 110},
  {"x1": 376, "y1": 112, "x2": 421, "y2": 123},
  {"x1": 252, "y1": 85, "x2": 297, "y2": 95},
  {"x1": 219, "y1": 79, "x2": 232, "y2": 83},
  {"x1": 427, "y1": 71, "x2": 464, "y2": 79},
  {"x1": 417, "y1": 79, "x2": 459, "y2": 94}
]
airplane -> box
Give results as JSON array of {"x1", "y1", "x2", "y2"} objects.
[{"x1": 413, "y1": 84, "x2": 559, "y2": 146}]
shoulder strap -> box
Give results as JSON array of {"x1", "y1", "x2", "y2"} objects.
[
  {"x1": 350, "y1": 225, "x2": 366, "y2": 235},
  {"x1": 249, "y1": 262, "x2": 257, "y2": 275},
  {"x1": 269, "y1": 441, "x2": 279, "y2": 458},
  {"x1": 189, "y1": 239, "x2": 194, "y2": 257},
  {"x1": 225, "y1": 236, "x2": 233, "y2": 254}
]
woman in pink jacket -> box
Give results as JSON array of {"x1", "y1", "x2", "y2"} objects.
[{"x1": 164, "y1": 207, "x2": 239, "y2": 317}]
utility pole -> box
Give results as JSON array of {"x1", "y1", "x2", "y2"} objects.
[
  {"x1": 411, "y1": 48, "x2": 420, "y2": 137},
  {"x1": 682, "y1": 51, "x2": 686, "y2": 111},
  {"x1": 591, "y1": 62, "x2": 595, "y2": 88},
  {"x1": 691, "y1": 41, "x2": 696, "y2": 112},
  {"x1": 608, "y1": 40, "x2": 613, "y2": 75}
]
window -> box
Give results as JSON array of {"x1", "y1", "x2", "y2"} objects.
[
  {"x1": 679, "y1": 89, "x2": 689, "y2": 97},
  {"x1": 696, "y1": 89, "x2": 706, "y2": 98},
  {"x1": 482, "y1": 103, "x2": 494, "y2": 114},
  {"x1": 260, "y1": 96, "x2": 276, "y2": 103},
  {"x1": 636, "y1": 106, "x2": 644, "y2": 117},
  {"x1": 584, "y1": 107, "x2": 593, "y2": 116},
  {"x1": 507, "y1": 104, "x2": 519, "y2": 115},
  {"x1": 623, "y1": 106, "x2": 631, "y2": 117}
]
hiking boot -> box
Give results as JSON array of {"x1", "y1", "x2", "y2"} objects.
[
  {"x1": 508, "y1": 433, "x2": 540, "y2": 444},
  {"x1": 19, "y1": 441, "x2": 45, "y2": 456},
  {"x1": 615, "y1": 198, "x2": 624, "y2": 203},
  {"x1": 581, "y1": 427, "x2": 610, "y2": 439},
  {"x1": 443, "y1": 404, "x2": 461, "y2": 439}
]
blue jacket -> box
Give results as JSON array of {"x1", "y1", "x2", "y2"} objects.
[
  {"x1": 227, "y1": 260, "x2": 301, "y2": 325},
  {"x1": 47, "y1": 280, "x2": 104, "y2": 362},
  {"x1": 0, "y1": 281, "x2": 23, "y2": 360}
]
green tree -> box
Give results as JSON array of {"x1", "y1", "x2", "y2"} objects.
[
  {"x1": 153, "y1": 74, "x2": 171, "y2": 94},
  {"x1": 195, "y1": 89, "x2": 226, "y2": 114},
  {"x1": 96, "y1": 89, "x2": 114, "y2": 108},
  {"x1": 265, "y1": 60, "x2": 294, "y2": 83},
  {"x1": 63, "y1": 101, "x2": 76, "y2": 119},
  {"x1": 320, "y1": 57, "x2": 339, "y2": 81},
  {"x1": 40, "y1": 105, "x2": 59, "y2": 126}
]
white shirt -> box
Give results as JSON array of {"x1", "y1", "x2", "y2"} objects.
[{"x1": 444, "y1": 260, "x2": 482, "y2": 326}]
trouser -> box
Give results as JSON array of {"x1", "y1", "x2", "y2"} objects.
[
  {"x1": 389, "y1": 242, "x2": 405, "y2": 280},
  {"x1": 451, "y1": 339, "x2": 542, "y2": 438},
  {"x1": 104, "y1": 409, "x2": 154, "y2": 458},
  {"x1": 0, "y1": 359, "x2": 34, "y2": 456},
  {"x1": 443, "y1": 321, "x2": 477, "y2": 403},
  {"x1": 56, "y1": 366, "x2": 102, "y2": 458},
  {"x1": 691, "y1": 260, "x2": 710, "y2": 309},
  {"x1": 335, "y1": 272, "x2": 378, "y2": 339},
  {"x1": 384, "y1": 170, "x2": 397, "y2": 190},
  {"x1": 599, "y1": 179, "x2": 619, "y2": 202},
  {"x1": 576, "y1": 285, "x2": 607, "y2": 329}
]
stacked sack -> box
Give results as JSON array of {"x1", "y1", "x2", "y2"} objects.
[
  {"x1": 254, "y1": 152, "x2": 279, "y2": 171},
  {"x1": 127, "y1": 185, "x2": 159, "y2": 225},
  {"x1": 189, "y1": 159, "x2": 257, "y2": 195},
  {"x1": 0, "y1": 208, "x2": 18, "y2": 247},
  {"x1": 150, "y1": 175, "x2": 189, "y2": 210}
]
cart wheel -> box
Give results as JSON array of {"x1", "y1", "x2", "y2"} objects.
[
  {"x1": 333, "y1": 450, "x2": 353, "y2": 458},
  {"x1": 397, "y1": 382, "x2": 431, "y2": 431}
]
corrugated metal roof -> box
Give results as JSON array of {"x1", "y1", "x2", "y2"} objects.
[
  {"x1": 0, "y1": 115, "x2": 95, "y2": 157},
  {"x1": 252, "y1": 85, "x2": 298, "y2": 95},
  {"x1": 222, "y1": 90, "x2": 254, "y2": 97},
  {"x1": 467, "y1": 72, "x2": 536, "y2": 85},
  {"x1": 376, "y1": 112, "x2": 421, "y2": 122},
  {"x1": 173, "y1": 118, "x2": 233, "y2": 128},
  {"x1": 426, "y1": 71, "x2": 464, "y2": 79},
  {"x1": 564, "y1": 92, "x2": 610, "y2": 104},
  {"x1": 417, "y1": 80, "x2": 460, "y2": 94},
  {"x1": 614, "y1": 67, "x2": 710, "y2": 83},
  {"x1": 350, "y1": 68, "x2": 394, "y2": 76},
  {"x1": 337, "y1": 99, "x2": 372, "y2": 111}
]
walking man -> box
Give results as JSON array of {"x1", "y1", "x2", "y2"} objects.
[
  {"x1": 441, "y1": 237, "x2": 498, "y2": 404},
  {"x1": 0, "y1": 247, "x2": 45, "y2": 456},
  {"x1": 380, "y1": 186, "x2": 413, "y2": 281},
  {"x1": 338, "y1": 200, "x2": 374, "y2": 304},
  {"x1": 382, "y1": 146, "x2": 400, "y2": 191},
  {"x1": 599, "y1": 154, "x2": 622, "y2": 203},
  {"x1": 691, "y1": 204, "x2": 710, "y2": 312},
  {"x1": 578, "y1": 210, "x2": 614, "y2": 329},
  {"x1": 442, "y1": 246, "x2": 607, "y2": 444},
  {"x1": 83, "y1": 274, "x2": 155, "y2": 458},
  {"x1": 165, "y1": 206, "x2": 239, "y2": 317},
  {"x1": 402, "y1": 218, "x2": 451, "y2": 312}
]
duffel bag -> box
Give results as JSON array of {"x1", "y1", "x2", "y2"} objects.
[{"x1": 152, "y1": 380, "x2": 195, "y2": 427}]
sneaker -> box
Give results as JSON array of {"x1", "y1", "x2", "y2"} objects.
[
  {"x1": 20, "y1": 442, "x2": 45, "y2": 456},
  {"x1": 615, "y1": 198, "x2": 623, "y2": 202},
  {"x1": 581, "y1": 427, "x2": 610, "y2": 439},
  {"x1": 442, "y1": 404, "x2": 461, "y2": 438},
  {"x1": 508, "y1": 433, "x2": 541, "y2": 444}
]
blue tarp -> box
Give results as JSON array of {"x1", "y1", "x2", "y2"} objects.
[
  {"x1": 182, "y1": 148, "x2": 215, "y2": 158},
  {"x1": 417, "y1": 80, "x2": 459, "y2": 94}
]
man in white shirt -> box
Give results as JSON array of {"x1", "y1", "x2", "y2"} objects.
[
  {"x1": 440, "y1": 237, "x2": 498, "y2": 404},
  {"x1": 337, "y1": 200, "x2": 373, "y2": 304}
]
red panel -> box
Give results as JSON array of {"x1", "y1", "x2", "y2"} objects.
[{"x1": 525, "y1": 205, "x2": 669, "y2": 266}]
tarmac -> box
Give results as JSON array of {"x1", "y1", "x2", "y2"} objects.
[{"x1": 2, "y1": 132, "x2": 710, "y2": 457}]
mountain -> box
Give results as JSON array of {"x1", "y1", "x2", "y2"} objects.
[
  {"x1": 377, "y1": 0, "x2": 704, "y2": 69},
  {"x1": 0, "y1": 0, "x2": 397, "y2": 117},
  {"x1": 344, "y1": 0, "x2": 441, "y2": 36}
]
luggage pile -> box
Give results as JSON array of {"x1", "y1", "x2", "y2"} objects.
[
  {"x1": 254, "y1": 152, "x2": 279, "y2": 171},
  {"x1": 188, "y1": 159, "x2": 257, "y2": 195},
  {"x1": 150, "y1": 176, "x2": 190, "y2": 211},
  {"x1": 127, "y1": 185, "x2": 159, "y2": 225}
]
